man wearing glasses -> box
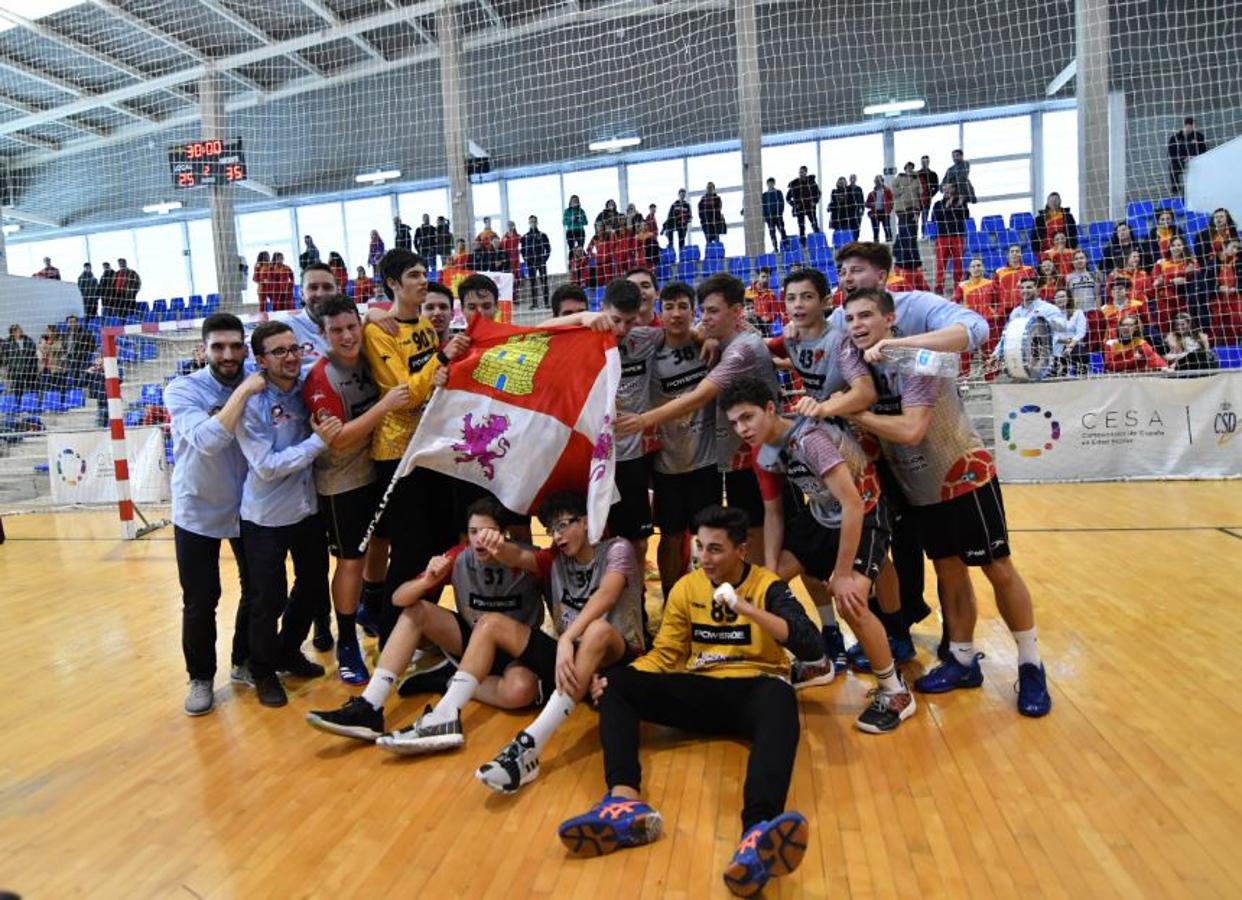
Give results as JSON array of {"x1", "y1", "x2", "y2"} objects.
[{"x1": 236, "y1": 321, "x2": 342, "y2": 707}]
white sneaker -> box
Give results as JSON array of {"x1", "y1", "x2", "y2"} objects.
[
  {"x1": 476, "y1": 732, "x2": 541, "y2": 794},
  {"x1": 375, "y1": 705, "x2": 464, "y2": 756},
  {"x1": 792, "y1": 655, "x2": 835, "y2": 690},
  {"x1": 184, "y1": 679, "x2": 214, "y2": 716}
]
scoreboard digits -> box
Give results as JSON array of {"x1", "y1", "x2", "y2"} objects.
[{"x1": 168, "y1": 138, "x2": 247, "y2": 189}]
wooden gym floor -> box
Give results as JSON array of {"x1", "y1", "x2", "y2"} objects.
[{"x1": 1, "y1": 481, "x2": 1240, "y2": 899}]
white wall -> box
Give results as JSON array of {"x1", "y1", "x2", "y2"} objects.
[{"x1": 1186, "y1": 136, "x2": 1242, "y2": 221}]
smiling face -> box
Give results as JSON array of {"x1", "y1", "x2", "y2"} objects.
[
  {"x1": 660, "y1": 293, "x2": 694, "y2": 338},
  {"x1": 837, "y1": 256, "x2": 887, "y2": 295},
  {"x1": 1007, "y1": 245, "x2": 1023, "y2": 268},
  {"x1": 302, "y1": 268, "x2": 337, "y2": 317},
  {"x1": 842, "y1": 295, "x2": 894, "y2": 350},
  {"x1": 321, "y1": 310, "x2": 362, "y2": 362},
  {"x1": 697, "y1": 292, "x2": 741, "y2": 340},
  {"x1": 695, "y1": 525, "x2": 745, "y2": 587},
  {"x1": 423, "y1": 293, "x2": 452, "y2": 337},
  {"x1": 257, "y1": 329, "x2": 302, "y2": 382}
]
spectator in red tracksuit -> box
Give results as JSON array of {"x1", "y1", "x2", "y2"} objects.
[
  {"x1": 864, "y1": 176, "x2": 894, "y2": 242},
  {"x1": 501, "y1": 221, "x2": 523, "y2": 294},
  {"x1": 268, "y1": 253, "x2": 295, "y2": 311},
  {"x1": 930, "y1": 182, "x2": 969, "y2": 295}
]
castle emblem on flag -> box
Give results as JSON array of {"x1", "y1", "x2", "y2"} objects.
[
  {"x1": 452, "y1": 413, "x2": 511, "y2": 479},
  {"x1": 472, "y1": 332, "x2": 552, "y2": 396}
]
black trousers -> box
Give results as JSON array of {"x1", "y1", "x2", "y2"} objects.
[
  {"x1": 526, "y1": 263, "x2": 548, "y2": 306},
  {"x1": 766, "y1": 218, "x2": 787, "y2": 252},
  {"x1": 668, "y1": 226, "x2": 687, "y2": 250},
  {"x1": 794, "y1": 210, "x2": 820, "y2": 236},
  {"x1": 600, "y1": 667, "x2": 799, "y2": 831},
  {"x1": 375, "y1": 464, "x2": 440, "y2": 644},
  {"x1": 175, "y1": 525, "x2": 252, "y2": 681},
  {"x1": 877, "y1": 461, "x2": 932, "y2": 628},
  {"x1": 240, "y1": 516, "x2": 328, "y2": 679},
  {"x1": 566, "y1": 229, "x2": 586, "y2": 252}
]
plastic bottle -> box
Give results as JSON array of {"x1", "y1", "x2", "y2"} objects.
[{"x1": 880, "y1": 346, "x2": 960, "y2": 378}]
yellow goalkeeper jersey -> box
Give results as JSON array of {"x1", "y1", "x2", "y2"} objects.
[{"x1": 363, "y1": 317, "x2": 443, "y2": 461}]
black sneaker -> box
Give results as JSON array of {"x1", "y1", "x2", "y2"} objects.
[
  {"x1": 306, "y1": 696, "x2": 385, "y2": 741},
  {"x1": 356, "y1": 599, "x2": 379, "y2": 639},
  {"x1": 855, "y1": 686, "x2": 916, "y2": 734},
  {"x1": 279, "y1": 652, "x2": 326, "y2": 679},
  {"x1": 255, "y1": 675, "x2": 288, "y2": 708},
  {"x1": 398, "y1": 657, "x2": 454, "y2": 697},
  {"x1": 312, "y1": 619, "x2": 334, "y2": 652}
]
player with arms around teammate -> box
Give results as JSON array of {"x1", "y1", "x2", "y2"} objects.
[
  {"x1": 301, "y1": 295, "x2": 412, "y2": 683},
  {"x1": 724, "y1": 378, "x2": 916, "y2": 733},
  {"x1": 166, "y1": 313, "x2": 269, "y2": 716},
  {"x1": 304, "y1": 499, "x2": 546, "y2": 743},
  {"x1": 557, "y1": 506, "x2": 821, "y2": 897},
  {"x1": 841, "y1": 289, "x2": 1051, "y2": 717}
]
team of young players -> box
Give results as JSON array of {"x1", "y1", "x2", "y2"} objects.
[{"x1": 170, "y1": 243, "x2": 1050, "y2": 896}]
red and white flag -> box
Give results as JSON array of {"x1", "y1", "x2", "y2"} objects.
[{"x1": 395, "y1": 316, "x2": 620, "y2": 540}]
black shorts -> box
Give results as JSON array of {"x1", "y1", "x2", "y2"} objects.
[
  {"x1": 320, "y1": 481, "x2": 382, "y2": 560},
  {"x1": 911, "y1": 480, "x2": 1011, "y2": 566},
  {"x1": 370, "y1": 458, "x2": 402, "y2": 541},
  {"x1": 651, "y1": 465, "x2": 722, "y2": 534},
  {"x1": 452, "y1": 612, "x2": 552, "y2": 702},
  {"x1": 784, "y1": 511, "x2": 890, "y2": 581},
  {"x1": 607, "y1": 456, "x2": 654, "y2": 540},
  {"x1": 723, "y1": 467, "x2": 765, "y2": 530},
  {"x1": 517, "y1": 628, "x2": 640, "y2": 704}
]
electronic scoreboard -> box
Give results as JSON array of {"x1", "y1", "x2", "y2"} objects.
[{"x1": 168, "y1": 138, "x2": 247, "y2": 189}]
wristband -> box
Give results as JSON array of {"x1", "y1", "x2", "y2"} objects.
[{"x1": 436, "y1": 350, "x2": 450, "y2": 366}]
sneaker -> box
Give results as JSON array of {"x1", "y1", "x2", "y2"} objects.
[
  {"x1": 305, "y1": 696, "x2": 385, "y2": 741},
  {"x1": 889, "y1": 634, "x2": 917, "y2": 664},
  {"x1": 721, "y1": 811, "x2": 809, "y2": 897},
  {"x1": 356, "y1": 600, "x2": 379, "y2": 639},
  {"x1": 229, "y1": 662, "x2": 254, "y2": 687},
  {"x1": 278, "y1": 652, "x2": 326, "y2": 679},
  {"x1": 845, "y1": 642, "x2": 872, "y2": 673},
  {"x1": 791, "y1": 656, "x2": 835, "y2": 691},
  {"x1": 312, "y1": 619, "x2": 334, "y2": 652},
  {"x1": 557, "y1": 794, "x2": 664, "y2": 858},
  {"x1": 336, "y1": 642, "x2": 370, "y2": 686},
  {"x1": 375, "y1": 705, "x2": 464, "y2": 755},
  {"x1": 475, "y1": 731, "x2": 541, "y2": 794},
  {"x1": 913, "y1": 653, "x2": 985, "y2": 694},
  {"x1": 255, "y1": 675, "x2": 288, "y2": 708},
  {"x1": 184, "y1": 679, "x2": 214, "y2": 716},
  {"x1": 855, "y1": 686, "x2": 917, "y2": 734},
  {"x1": 1015, "y1": 663, "x2": 1052, "y2": 717},
  {"x1": 397, "y1": 657, "x2": 454, "y2": 697},
  {"x1": 821, "y1": 625, "x2": 847, "y2": 672}
]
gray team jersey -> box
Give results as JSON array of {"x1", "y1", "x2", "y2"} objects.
[
  {"x1": 755, "y1": 416, "x2": 882, "y2": 529},
  {"x1": 543, "y1": 538, "x2": 645, "y2": 650},
  {"x1": 780, "y1": 325, "x2": 848, "y2": 400},
  {"x1": 616, "y1": 326, "x2": 664, "y2": 462},
  {"x1": 706, "y1": 328, "x2": 782, "y2": 471},
  {"x1": 302, "y1": 354, "x2": 379, "y2": 495},
  {"x1": 651, "y1": 336, "x2": 716, "y2": 474},
  {"x1": 449, "y1": 543, "x2": 545, "y2": 630}
]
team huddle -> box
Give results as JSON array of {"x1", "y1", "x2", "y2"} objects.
[{"x1": 169, "y1": 242, "x2": 1051, "y2": 896}]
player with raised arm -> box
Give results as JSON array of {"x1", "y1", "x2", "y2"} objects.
[
  {"x1": 841, "y1": 289, "x2": 1051, "y2": 717},
  {"x1": 305, "y1": 498, "x2": 546, "y2": 742},
  {"x1": 556, "y1": 506, "x2": 821, "y2": 896}
]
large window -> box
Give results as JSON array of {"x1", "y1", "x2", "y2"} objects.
[
  {"x1": 687, "y1": 151, "x2": 741, "y2": 192},
  {"x1": 1042, "y1": 109, "x2": 1079, "y2": 214},
  {"x1": 4, "y1": 240, "x2": 36, "y2": 278},
  {"x1": 507, "y1": 174, "x2": 565, "y2": 273},
  {"x1": 820, "y1": 133, "x2": 884, "y2": 229},
  {"x1": 187, "y1": 219, "x2": 219, "y2": 300},
  {"x1": 970, "y1": 158, "x2": 1031, "y2": 198},
  {"x1": 626, "y1": 159, "x2": 684, "y2": 216},
  {"x1": 86, "y1": 231, "x2": 133, "y2": 271},
  {"x1": 294, "y1": 202, "x2": 346, "y2": 267},
  {"x1": 562, "y1": 166, "x2": 619, "y2": 235},
  {"x1": 133, "y1": 223, "x2": 189, "y2": 300},
  {"x1": 761, "y1": 142, "x2": 817, "y2": 187},
  {"x1": 964, "y1": 115, "x2": 1032, "y2": 159},
  {"x1": 894, "y1": 124, "x2": 959, "y2": 171},
  {"x1": 396, "y1": 187, "x2": 449, "y2": 233},
  {"x1": 471, "y1": 182, "x2": 502, "y2": 243},
  {"x1": 343, "y1": 196, "x2": 393, "y2": 276}
]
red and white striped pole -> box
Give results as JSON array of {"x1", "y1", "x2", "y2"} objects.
[{"x1": 101, "y1": 329, "x2": 137, "y2": 540}]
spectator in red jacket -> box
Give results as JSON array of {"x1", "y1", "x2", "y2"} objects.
[
  {"x1": 353, "y1": 266, "x2": 374, "y2": 303},
  {"x1": 864, "y1": 175, "x2": 894, "y2": 242},
  {"x1": 252, "y1": 251, "x2": 273, "y2": 311},
  {"x1": 1209, "y1": 236, "x2": 1242, "y2": 342},
  {"x1": 569, "y1": 246, "x2": 590, "y2": 287},
  {"x1": 34, "y1": 257, "x2": 61, "y2": 280},
  {"x1": 1033, "y1": 192, "x2": 1078, "y2": 255},
  {"x1": 698, "y1": 182, "x2": 725, "y2": 244},
  {"x1": 500, "y1": 221, "x2": 523, "y2": 292},
  {"x1": 1040, "y1": 232, "x2": 1075, "y2": 276},
  {"x1": 930, "y1": 182, "x2": 969, "y2": 294},
  {"x1": 1104, "y1": 314, "x2": 1167, "y2": 372},
  {"x1": 268, "y1": 252, "x2": 295, "y2": 311}
]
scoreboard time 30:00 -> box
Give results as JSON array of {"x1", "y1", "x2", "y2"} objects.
[{"x1": 168, "y1": 138, "x2": 247, "y2": 189}]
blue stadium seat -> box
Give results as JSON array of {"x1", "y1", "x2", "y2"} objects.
[
  {"x1": 831, "y1": 230, "x2": 855, "y2": 250},
  {"x1": 784, "y1": 235, "x2": 803, "y2": 254},
  {"x1": 983, "y1": 249, "x2": 1004, "y2": 273},
  {"x1": 1185, "y1": 211, "x2": 1210, "y2": 236},
  {"x1": 19, "y1": 392, "x2": 40, "y2": 416},
  {"x1": 1157, "y1": 198, "x2": 1186, "y2": 218},
  {"x1": 103, "y1": 316, "x2": 122, "y2": 329},
  {"x1": 169, "y1": 297, "x2": 186, "y2": 312},
  {"x1": 152, "y1": 299, "x2": 167, "y2": 314},
  {"x1": 1088, "y1": 353, "x2": 1104, "y2": 375},
  {"x1": 1085, "y1": 244, "x2": 1104, "y2": 267},
  {"x1": 205, "y1": 293, "x2": 221, "y2": 310},
  {"x1": 681, "y1": 245, "x2": 701, "y2": 263},
  {"x1": 124, "y1": 409, "x2": 143, "y2": 427},
  {"x1": 1216, "y1": 346, "x2": 1242, "y2": 369},
  {"x1": 1127, "y1": 200, "x2": 1155, "y2": 231},
  {"x1": 806, "y1": 231, "x2": 829, "y2": 254},
  {"x1": 1088, "y1": 221, "x2": 1114, "y2": 243},
  {"x1": 980, "y1": 215, "x2": 1006, "y2": 233},
  {"x1": 676, "y1": 259, "x2": 699, "y2": 283},
  {"x1": 701, "y1": 254, "x2": 724, "y2": 276},
  {"x1": 65, "y1": 388, "x2": 85, "y2": 407},
  {"x1": 140, "y1": 339, "x2": 158, "y2": 361},
  {"x1": 808, "y1": 248, "x2": 832, "y2": 272},
  {"x1": 966, "y1": 233, "x2": 988, "y2": 255},
  {"x1": 0, "y1": 394, "x2": 16, "y2": 415},
  {"x1": 754, "y1": 253, "x2": 777, "y2": 274},
  {"x1": 136, "y1": 301, "x2": 149, "y2": 314},
  {"x1": 1009, "y1": 212, "x2": 1035, "y2": 234},
  {"x1": 965, "y1": 218, "x2": 977, "y2": 234},
  {"x1": 189, "y1": 294, "x2": 203, "y2": 307},
  {"x1": 727, "y1": 257, "x2": 750, "y2": 280},
  {"x1": 41, "y1": 390, "x2": 64, "y2": 414},
  {"x1": 119, "y1": 341, "x2": 139, "y2": 364},
  {"x1": 659, "y1": 246, "x2": 676, "y2": 266},
  {"x1": 656, "y1": 262, "x2": 672, "y2": 284},
  {"x1": 1022, "y1": 249, "x2": 1037, "y2": 267},
  {"x1": 782, "y1": 248, "x2": 801, "y2": 269},
  {"x1": 589, "y1": 286, "x2": 604, "y2": 311}
]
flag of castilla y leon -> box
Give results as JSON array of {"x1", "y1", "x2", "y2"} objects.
[{"x1": 396, "y1": 315, "x2": 621, "y2": 541}]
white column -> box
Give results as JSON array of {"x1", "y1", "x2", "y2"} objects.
[
  {"x1": 1075, "y1": 0, "x2": 1110, "y2": 222},
  {"x1": 200, "y1": 68, "x2": 242, "y2": 307},
  {"x1": 439, "y1": 2, "x2": 474, "y2": 242},
  {"x1": 735, "y1": 0, "x2": 764, "y2": 259}
]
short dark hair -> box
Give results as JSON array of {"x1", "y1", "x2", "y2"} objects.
[
  {"x1": 302, "y1": 261, "x2": 333, "y2": 282},
  {"x1": 250, "y1": 320, "x2": 292, "y2": 356},
  {"x1": 624, "y1": 266, "x2": 656, "y2": 284},
  {"x1": 537, "y1": 490, "x2": 586, "y2": 527},
  {"x1": 426, "y1": 282, "x2": 453, "y2": 301},
  {"x1": 1018, "y1": 275, "x2": 1038, "y2": 286},
  {"x1": 781, "y1": 268, "x2": 829, "y2": 298},
  {"x1": 720, "y1": 376, "x2": 777, "y2": 414},
  {"x1": 836, "y1": 241, "x2": 892, "y2": 272},
  {"x1": 550, "y1": 283, "x2": 588, "y2": 316},
  {"x1": 659, "y1": 281, "x2": 695, "y2": 304},
  {"x1": 465, "y1": 496, "x2": 506, "y2": 527},
  {"x1": 603, "y1": 278, "x2": 641, "y2": 313},
  {"x1": 201, "y1": 312, "x2": 244, "y2": 342},
  {"x1": 692, "y1": 505, "x2": 750, "y2": 545},
  {"x1": 696, "y1": 273, "x2": 745, "y2": 307},
  {"x1": 317, "y1": 294, "x2": 358, "y2": 321},
  {"x1": 1110, "y1": 277, "x2": 1131, "y2": 291},
  {"x1": 378, "y1": 249, "x2": 428, "y2": 300},
  {"x1": 843, "y1": 288, "x2": 895, "y2": 315},
  {"x1": 457, "y1": 273, "x2": 499, "y2": 302}
]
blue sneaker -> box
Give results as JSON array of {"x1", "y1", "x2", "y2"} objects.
[
  {"x1": 558, "y1": 794, "x2": 663, "y2": 858},
  {"x1": 336, "y1": 642, "x2": 370, "y2": 686},
  {"x1": 1016, "y1": 663, "x2": 1052, "y2": 717},
  {"x1": 845, "y1": 642, "x2": 872, "y2": 672},
  {"x1": 889, "y1": 634, "x2": 916, "y2": 664},
  {"x1": 914, "y1": 653, "x2": 985, "y2": 693},
  {"x1": 822, "y1": 625, "x2": 847, "y2": 672},
  {"x1": 722, "y1": 811, "x2": 810, "y2": 897},
  {"x1": 355, "y1": 600, "x2": 379, "y2": 639}
]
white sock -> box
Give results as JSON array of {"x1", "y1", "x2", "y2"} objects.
[
  {"x1": 423, "y1": 671, "x2": 479, "y2": 726},
  {"x1": 817, "y1": 605, "x2": 838, "y2": 629},
  {"x1": 524, "y1": 689, "x2": 576, "y2": 753},
  {"x1": 1011, "y1": 627, "x2": 1041, "y2": 666},
  {"x1": 362, "y1": 668, "x2": 397, "y2": 709},
  {"x1": 949, "y1": 641, "x2": 976, "y2": 667},
  {"x1": 873, "y1": 663, "x2": 903, "y2": 694}
]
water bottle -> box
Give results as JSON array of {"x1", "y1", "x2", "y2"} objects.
[{"x1": 881, "y1": 346, "x2": 960, "y2": 378}]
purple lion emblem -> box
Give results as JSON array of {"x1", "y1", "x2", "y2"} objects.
[
  {"x1": 590, "y1": 415, "x2": 613, "y2": 483},
  {"x1": 452, "y1": 412, "x2": 511, "y2": 480}
]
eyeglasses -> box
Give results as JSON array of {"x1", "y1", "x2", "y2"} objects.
[
  {"x1": 262, "y1": 345, "x2": 302, "y2": 359},
  {"x1": 548, "y1": 515, "x2": 583, "y2": 536}
]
